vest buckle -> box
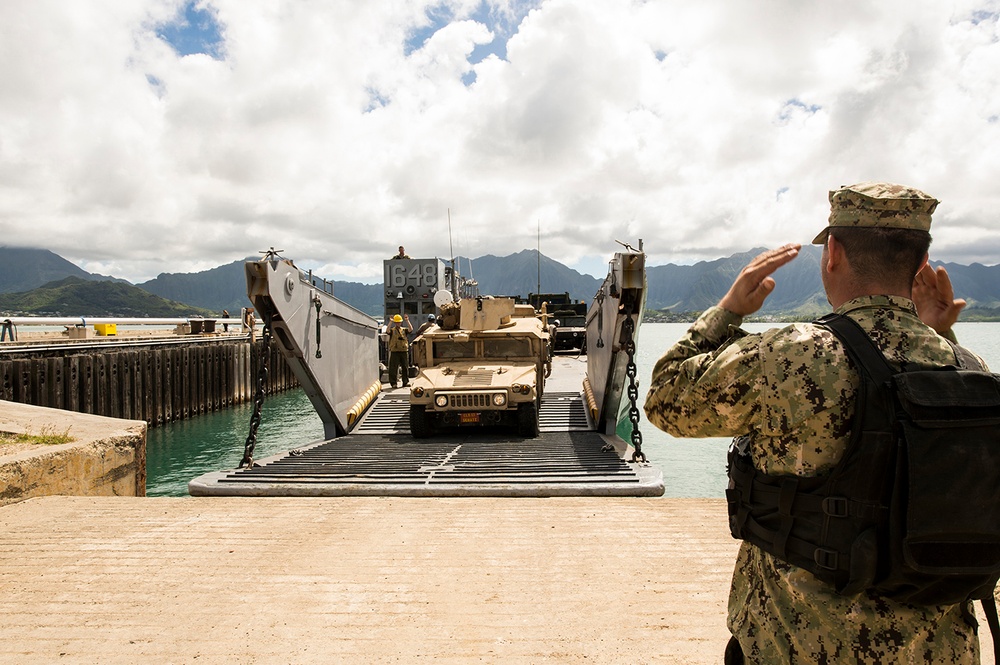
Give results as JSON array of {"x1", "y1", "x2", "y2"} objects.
[
  {"x1": 814, "y1": 547, "x2": 839, "y2": 570},
  {"x1": 822, "y1": 496, "x2": 849, "y2": 517}
]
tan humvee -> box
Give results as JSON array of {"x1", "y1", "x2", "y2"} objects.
[{"x1": 408, "y1": 297, "x2": 550, "y2": 438}]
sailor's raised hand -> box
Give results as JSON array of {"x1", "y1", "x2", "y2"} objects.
[
  {"x1": 913, "y1": 263, "x2": 966, "y2": 335},
  {"x1": 719, "y1": 244, "x2": 801, "y2": 317}
]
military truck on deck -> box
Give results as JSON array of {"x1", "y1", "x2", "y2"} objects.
[
  {"x1": 408, "y1": 297, "x2": 550, "y2": 439},
  {"x1": 528, "y1": 292, "x2": 587, "y2": 353}
]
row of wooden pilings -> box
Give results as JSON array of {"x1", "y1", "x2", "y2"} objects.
[{"x1": 0, "y1": 338, "x2": 297, "y2": 427}]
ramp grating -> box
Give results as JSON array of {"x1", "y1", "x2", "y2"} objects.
[
  {"x1": 188, "y1": 391, "x2": 663, "y2": 497},
  {"x1": 191, "y1": 430, "x2": 660, "y2": 497}
]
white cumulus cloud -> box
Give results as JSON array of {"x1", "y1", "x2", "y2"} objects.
[{"x1": 0, "y1": 0, "x2": 998, "y2": 283}]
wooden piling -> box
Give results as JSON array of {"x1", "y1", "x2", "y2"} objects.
[{"x1": 0, "y1": 338, "x2": 296, "y2": 428}]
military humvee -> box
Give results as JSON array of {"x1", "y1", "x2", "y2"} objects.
[{"x1": 408, "y1": 297, "x2": 550, "y2": 438}]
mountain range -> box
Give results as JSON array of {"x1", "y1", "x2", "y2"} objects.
[{"x1": 1, "y1": 245, "x2": 998, "y2": 320}]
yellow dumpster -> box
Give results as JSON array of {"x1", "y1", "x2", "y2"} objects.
[{"x1": 94, "y1": 323, "x2": 117, "y2": 336}]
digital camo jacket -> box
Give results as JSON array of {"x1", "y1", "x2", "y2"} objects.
[{"x1": 644, "y1": 295, "x2": 986, "y2": 664}]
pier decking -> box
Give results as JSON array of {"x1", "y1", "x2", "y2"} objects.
[
  {"x1": 3, "y1": 496, "x2": 997, "y2": 663},
  {"x1": 2, "y1": 496, "x2": 738, "y2": 664}
]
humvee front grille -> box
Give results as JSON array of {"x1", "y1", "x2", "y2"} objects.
[{"x1": 449, "y1": 393, "x2": 492, "y2": 409}]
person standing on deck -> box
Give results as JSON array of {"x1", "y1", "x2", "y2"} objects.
[
  {"x1": 412, "y1": 314, "x2": 436, "y2": 341},
  {"x1": 386, "y1": 313, "x2": 412, "y2": 388},
  {"x1": 643, "y1": 182, "x2": 986, "y2": 664},
  {"x1": 392, "y1": 246, "x2": 411, "y2": 259}
]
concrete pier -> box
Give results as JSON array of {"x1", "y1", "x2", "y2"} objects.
[
  {"x1": 1, "y1": 496, "x2": 739, "y2": 664},
  {"x1": 0, "y1": 401, "x2": 146, "y2": 506},
  {"x1": 1, "y1": 496, "x2": 997, "y2": 663}
]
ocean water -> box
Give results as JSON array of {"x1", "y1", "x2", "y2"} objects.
[{"x1": 146, "y1": 322, "x2": 1000, "y2": 498}]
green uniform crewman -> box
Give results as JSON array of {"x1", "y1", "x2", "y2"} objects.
[
  {"x1": 386, "y1": 314, "x2": 412, "y2": 388},
  {"x1": 644, "y1": 182, "x2": 989, "y2": 664}
]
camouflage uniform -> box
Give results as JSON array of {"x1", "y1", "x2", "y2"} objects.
[{"x1": 644, "y1": 297, "x2": 985, "y2": 664}]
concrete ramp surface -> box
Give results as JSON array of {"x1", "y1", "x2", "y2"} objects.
[{"x1": 1, "y1": 496, "x2": 740, "y2": 664}]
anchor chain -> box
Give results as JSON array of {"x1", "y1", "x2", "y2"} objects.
[
  {"x1": 314, "y1": 297, "x2": 323, "y2": 359},
  {"x1": 240, "y1": 321, "x2": 272, "y2": 468},
  {"x1": 621, "y1": 305, "x2": 646, "y2": 463}
]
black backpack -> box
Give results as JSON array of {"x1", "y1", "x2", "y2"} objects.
[{"x1": 727, "y1": 314, "x2": 1000, "y2": 656}]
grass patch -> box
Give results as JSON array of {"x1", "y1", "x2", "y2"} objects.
[{"x1": 0, "y1": 426, "x2": 74, "y2": 447}]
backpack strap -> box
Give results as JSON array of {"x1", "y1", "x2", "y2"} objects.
[
  {"x1": 946, "y1": 339, "x2": 987, "y2": 371},
  {"x1": 814, "y1": 313, "x2": 896, "y2": 386},
  {"x1": 816, "y1": 314, "x2": 985, "y2": 376}
]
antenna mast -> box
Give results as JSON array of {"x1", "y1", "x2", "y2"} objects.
[
  {"x1": 536, "y1": 219, "x2": 541, "y2": 296},
  {"x1": 448, "y1": 208, "x2": 457, "y2": 300}
]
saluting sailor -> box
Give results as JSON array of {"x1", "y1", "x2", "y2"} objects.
[{"x1": 644, "y1": 183, "x2": 987, "y2": 664}]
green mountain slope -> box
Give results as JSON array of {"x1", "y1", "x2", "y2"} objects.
[
  {"x1": 457, "y1": 249, "x2": 602, "y2": 302},
  {"x1": 0, "y1": 246, "x2": 117, "y2": 294},
  {"x1": 1, "y1": 246, "x2": 998, "y2": 320},
  {"x1": 0, "y1": 277, "x2": 215, "y2": 318}
]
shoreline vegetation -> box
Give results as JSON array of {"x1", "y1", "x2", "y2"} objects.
[{"x1": 0, "y1": 427, "x2": 74, "y2": 447}]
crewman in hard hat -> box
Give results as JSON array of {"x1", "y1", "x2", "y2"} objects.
[
  {"x1": 413, "y1": 314, "x2": 437, "y2": 340},
  {"x1": 386, "y1": 313, "x2": 412, "y2": 388}
]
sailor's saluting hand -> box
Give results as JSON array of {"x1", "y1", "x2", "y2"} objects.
[
  {"x1": 912, "y1": 263, "x2": 965, "y2": 336},
  {"x1": 719, "y1": 244, "x2": 801, "y2": 317}
]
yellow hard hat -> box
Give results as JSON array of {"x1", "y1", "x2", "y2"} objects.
[{"x1": 392, "y1": 314, "x2": 403, "y2": 322}]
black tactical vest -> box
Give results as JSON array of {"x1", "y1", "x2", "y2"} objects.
[{"x1": 726, "y1": 313, "x2": 1000, "y2": 608}]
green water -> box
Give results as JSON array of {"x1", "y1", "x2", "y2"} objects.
[{"x1": 145, "y1": 389, "x2": 324, "y2": 496}]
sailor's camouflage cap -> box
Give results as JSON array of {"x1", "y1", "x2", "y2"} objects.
[{"x1": 811, "y1": 182, "x2": 939, "y2": 244}]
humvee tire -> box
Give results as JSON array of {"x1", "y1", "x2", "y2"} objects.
[
  {"x1": 516, "y1": 402, "x2": 539, "y2": 438},
  {"x1": 410, "y1": 404, "x2": 432, "y2": 438}
]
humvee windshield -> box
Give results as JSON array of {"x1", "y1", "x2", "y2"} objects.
[
  {"x1": 483, "y1": 338, "x2": 533, "y2": 358},
  {"x1": 433, "y1": 338, "x2": 535, "y2": 361},
  {"x1": 433, "y1": 341, "x2": 476, "y2": 360},
  {"x1": 561, "y1": 316, "x2": 586, "y2": 327}
]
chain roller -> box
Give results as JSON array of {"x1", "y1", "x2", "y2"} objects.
[{"x1": 240, "y1": 322, "x2": 272, "y2": 468}]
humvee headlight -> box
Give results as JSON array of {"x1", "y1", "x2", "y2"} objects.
[
  {"x1": 492, "y1": 393, "x2": 507, "y2": 406},
  {"x1": 513, "y1": 383, "x2": 531, "y2": 395},
  {"x1": 412, "y1": 386, "x2": 424, "y2": 397},
  {"x1": 434, "y1": 395, "x2": 448, "y2": 408}
]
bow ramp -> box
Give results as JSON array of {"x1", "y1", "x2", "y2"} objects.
[{"x1": 189, "y1": 246, "x2": 663, "y2": 497}]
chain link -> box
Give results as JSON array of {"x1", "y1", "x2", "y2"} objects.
[
  {"x1": 240, "y1": 322, "x2": 271, "y2": 468},
  {"x1": 621, "y1": 306, "x2": 646, "y2": 463},
  {"x1": 314, "y1": 298, "x2": 323, "y2": 359}
]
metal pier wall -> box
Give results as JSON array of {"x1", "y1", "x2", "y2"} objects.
[{"x1": 0, "y1": 339, "x2": 296, "y2": 427}]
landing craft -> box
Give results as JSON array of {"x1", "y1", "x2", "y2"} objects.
[{"x1": 189, "y1": 243, "x2": 663, "y2": 497}]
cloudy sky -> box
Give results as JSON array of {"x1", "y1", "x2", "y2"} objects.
[{"x1": 1, "y1": 0, "x2": 999, "y2": 284}]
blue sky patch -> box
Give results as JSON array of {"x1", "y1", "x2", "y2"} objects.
[
  {"x1": 778, "y1": 98, "x2": 821, "y2": 122},
  {"x1": 157, "y1": 1, "x2": 224, "y2": 59},
  {"x1": 404, "y1": 1, "x2": 541, "y2": 71},
  {"x1": 968, "y1": 10, "x2": 999, "y2": 25},
  {"x1": 364, "y1": 88, "x2": 390, "y2": 113}
]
